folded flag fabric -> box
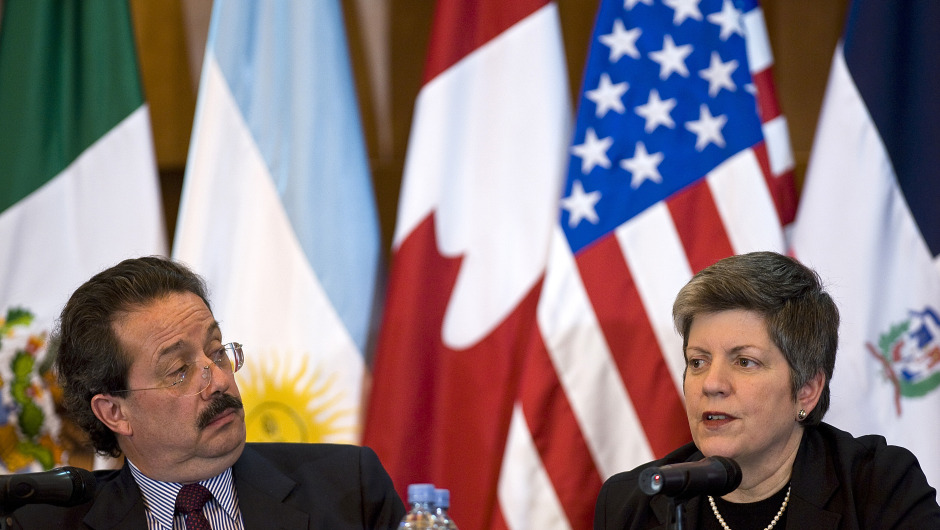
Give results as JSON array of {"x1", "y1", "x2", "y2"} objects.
[
  {"x1": 363, "y1": 0, "x2": 572, "y2": 527},
  {"x1": 0, "y1": 0, "x2": 165, "y2": 472},
  {"x1": 790, "y1": 0, "x2": 940, "y2": 496},
  {"x1": 173, "y1": 0, "x2": 380, "y2": 444},
  {"x1": 364, "y1": 0, "x2": 795, "y2": 528}
]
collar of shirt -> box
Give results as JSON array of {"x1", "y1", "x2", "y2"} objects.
[{"x1": 128, "y1": 459, "x2": 241, "y2": 529}]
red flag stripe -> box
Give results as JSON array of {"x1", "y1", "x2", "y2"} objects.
[
  {"x1": 537, "y1": 225, "x2": 674, "y2": 482},
  {"x1": 364, "y1": 215, "x2": 462, "y2": 485},
  {"x1": 491, "y1": 508, "x2": 511, "y2": 530},
  {"x1": 752, "y1": 141, "x2": 798, "y2": 226},
  {"x1": 423, "y1": 0, "x2": 550, "y2": 83},
  {"x1": 667, "y1": 179, "x2": 735, "y2": 274},
  {"x1": 365, "y1": 215, "x2": 531, "y2": 529},
  {"x1": 752, "y1": 67, "x2": 782, "y2": 123},
  {"x1": 706, "y1": 150, "x2": 790, "y2": 254},
  {"x1": 519, "y1": 326, "x2": 604, "y2": 528},
  {"x1": 575, "y1": 236, "x2": 691, "y2": 458}
]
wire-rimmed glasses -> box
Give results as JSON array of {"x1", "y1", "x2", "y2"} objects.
[{"x1": 112, "y1": 342, "x2": 244, "y2": 397}]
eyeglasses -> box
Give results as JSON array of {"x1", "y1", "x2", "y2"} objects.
[{"x1": 112, "y1": 342, "x2": 244, "y2": 397}]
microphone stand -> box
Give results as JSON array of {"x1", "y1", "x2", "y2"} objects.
[
  {"x1": 0, "y1": 502, "x2": 18, "y2": 530},
  {"x1": 668, "y1": 489, "x2": 707, "y2": 530},
  {"x1": 667, "y1": 496, "x2": 689, "y2": 530}
]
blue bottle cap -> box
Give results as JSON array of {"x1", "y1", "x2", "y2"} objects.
[
  {"x1": 407, "y1": 483, "x2": 435, "y2": 504},
  {"x1": 434, "y1": 488, "x2": 450, "y2": 508}
]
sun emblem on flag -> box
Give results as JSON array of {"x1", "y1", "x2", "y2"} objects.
[
  {"x1": 866, "y1": 307, "x2": 940, "y2": 416},
  {"x1": 0, "y1": 307, "x2": 67, "y2": 472},
  {"x1": 237, "y1": 350, "x2": 358, "y2": 444}
]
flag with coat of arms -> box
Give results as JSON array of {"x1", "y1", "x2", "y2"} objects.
[
  {"x1": 0, "y1": 0, "x2": 166, "y2": 472},
  {"x1": 790, "y1": 0, "x2": 940, "y2": 497}
]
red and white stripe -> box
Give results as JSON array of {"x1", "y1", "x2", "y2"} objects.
[{"x1": 498, "y1": 3, "x2": 796, "y2": 529}]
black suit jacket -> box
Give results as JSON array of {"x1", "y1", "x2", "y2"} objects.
[
  {"x1": 594, "y1": 422, "x2": 940, "y2": 529},
  {"x1": 10, "y1": 443, "x2": 406, "y2": 529}
]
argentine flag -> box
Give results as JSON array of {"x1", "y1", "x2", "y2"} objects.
[
  {"x1": 790, "y1": 0, "x2": 940, "y2": 496},
  {"x1": 173, "y1": 0, "x2": 380, "y2": 444}
]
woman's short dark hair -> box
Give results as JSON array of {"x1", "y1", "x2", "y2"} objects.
[
  {"x1": 672, "y1": 251, "x2": 839, "y2": 426},
  {"x1": 52, "y1": 256, "x2": 211, "y2": 457}
]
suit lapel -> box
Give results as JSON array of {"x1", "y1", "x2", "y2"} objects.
[
  {"x1": 234, "y1": 445, "x2": 309, "y2": 529},
  {"x1": 785, "y1": 427, "x2": 841, "y2": 529},
  {"x1": 647, "y1": 427, "x2": 847, "y2": 530},
  {"x1": 82, "y1": 464, "x2": 148, "y2": 530}
]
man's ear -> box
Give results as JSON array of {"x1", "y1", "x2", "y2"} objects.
[
  {"x1": 797, "y1": 371, "x2": 825, "y2": 416},
  {"x1": 90, "y1": 394, "x2": 132, "y2": 436}
]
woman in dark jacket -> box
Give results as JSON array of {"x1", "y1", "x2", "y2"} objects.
[{"x1": 594, "y1": 252, "x2": 940, "y2": 529}]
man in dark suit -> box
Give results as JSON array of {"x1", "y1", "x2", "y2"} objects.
[{"x1": 10, "y1": 257, "x2": 405, "y2": 529}]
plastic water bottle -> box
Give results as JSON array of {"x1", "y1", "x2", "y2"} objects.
[
  {"x1": 399, "y1": 483, "x2": 436, "y2": 529},
  {"x1": 432, "y1": 488, "x2": 458, "y2": 529}
]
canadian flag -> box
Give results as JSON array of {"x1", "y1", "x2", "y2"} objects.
[{"x1": 363, "y1": 0, "x2": 571, "y2": 527}]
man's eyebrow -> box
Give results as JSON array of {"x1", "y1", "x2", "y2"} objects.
[
  {"x1": 155, "y1": 322, "x2": 220, "y2": 360},
  {"x1": 157, "y1": 340, "x2": 186, "y2": 360},
  {"x1": 206, "y1": 321, "x2": 221, "y2": 342}
]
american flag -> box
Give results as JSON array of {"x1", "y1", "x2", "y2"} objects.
[
  {"x1": 364, "y1": 0, "x2": 795, "y2": 528},
  {"x1": 562, "y1": 0, "x2": 793, "y2": 254},
  {"x1": 501, "y1": 0, "x2": 796, "y2": 527}
]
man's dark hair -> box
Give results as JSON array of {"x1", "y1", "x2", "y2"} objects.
[
  {"x1": 52, "y1": 256, "x2": 211, "y2": 457},
  {"x1": 672, "y1": 251, "x2": 840, "y2": 426}
]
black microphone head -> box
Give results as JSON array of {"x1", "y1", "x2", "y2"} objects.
[
  {"x1": 638, "y1": 466, "x2": 665, "y2": 496},
  {"x1": 708, "y1": 456, "x2": 742, "y2": 496},
  {"x1": 637, "y1": 456, "x2": 742, "y2": 499},
  {"x1": 59, "y1": 466, "x2": 96, "y2": 505},
  {"x1": 1, "y1": 465, "x2": 96, "y2": 509}
]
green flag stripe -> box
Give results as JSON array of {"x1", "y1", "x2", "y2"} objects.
[{"x1": 0, "y1": 0, "x2": 145, "y2": 214}]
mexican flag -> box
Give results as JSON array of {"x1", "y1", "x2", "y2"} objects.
[{"x1": 0, "y1": 1, "x2": 166, "y2": 472}]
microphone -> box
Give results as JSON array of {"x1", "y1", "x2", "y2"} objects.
[
  {"x1": 638, "y1": 456, "x2": 741, "y2": 499},
  {"x1": 0, "y1": 467, "x2": 96, "y2": 508}
]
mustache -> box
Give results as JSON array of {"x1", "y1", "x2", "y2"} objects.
[{"x1": 197, "y1": 393, "x2": 243, "y2": 429}]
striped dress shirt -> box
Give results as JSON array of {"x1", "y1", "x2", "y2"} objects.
[{"x1": 128, "y1": 459, "x2": 244, "y2": 530}]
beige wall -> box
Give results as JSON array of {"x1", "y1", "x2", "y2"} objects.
[{"x1": 129, "y1": 0, "x2": 851, "y2": 252}]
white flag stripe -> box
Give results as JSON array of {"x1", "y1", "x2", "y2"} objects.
[
  {"x1": 176, "y1": 55, "x2": 364, "y2": 438},
  {"x1": 792, "y1": 47, "x2": 940, "y2": 493},
  {"x1": 395, "y1": 5, "x2": 570, "y2": 350},
  {"x1": 762, "y1": 115, "x2": 795, "y2": 175},
  {"x1": 180, "y1": 57, "x2": 364, "y2": 361},
  {"x1": 499, "y1": 405, "x2": 571, "y2": 530},
  {"x1": 708, "y1": 148, "x2": 786, "y2": 253},
  {"x1": 616, "y1": 202, "x2": 692, "y2": 391},
  {"x1": 540, "y1": 227, "x2": 653, "y2": 479},
  {"x1": 743, "y1": 7, "x2": 772, "y2": 73},
  {"x1": 0, "y1": 106, "x2": 164, "y2": 319}
]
